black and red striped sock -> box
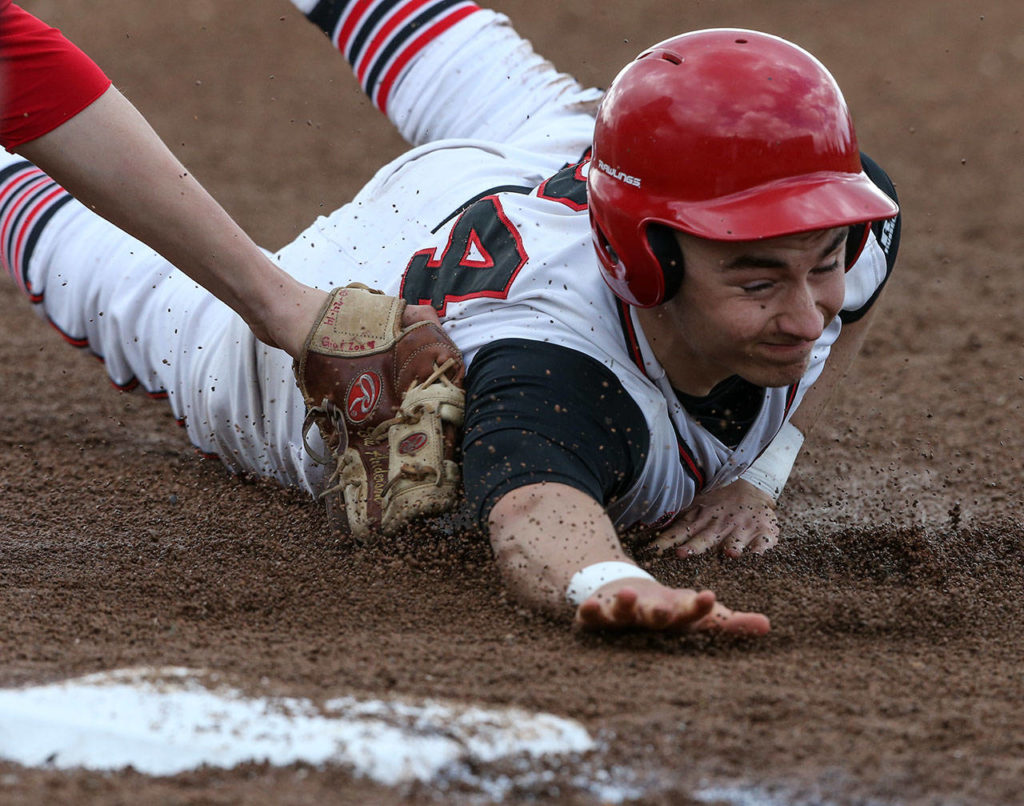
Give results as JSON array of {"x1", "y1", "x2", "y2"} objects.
[
  {"x1": 0, "y1": 159, "x2": 71, "y2": 303},
  {"x1": 293, "y1": 0, "x2": 481, "y2": 114}
]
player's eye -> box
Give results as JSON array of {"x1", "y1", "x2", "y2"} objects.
[{"x1": 811, "y1": 260, "x2": 841, "y2": 276}]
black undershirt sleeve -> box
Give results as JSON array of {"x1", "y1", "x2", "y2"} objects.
[{"x1": 461, "y1": 338, "x2": 649, "y2": 530}]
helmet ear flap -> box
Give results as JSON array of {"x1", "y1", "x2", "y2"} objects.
[
  {"x1": 646, "y1": 225, "x2": 684, "y2": 302},
  {"x1": 594, "y1": 221, "x2": 621, "y2": 266}
]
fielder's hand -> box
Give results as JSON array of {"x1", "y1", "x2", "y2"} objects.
[{"x1": 294, "y1": 284, "x2": 465, "y2": 541}]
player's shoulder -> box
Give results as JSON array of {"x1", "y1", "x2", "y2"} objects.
[{"x1": 530, "y1": 152, "x2": 591, "y2": 211}]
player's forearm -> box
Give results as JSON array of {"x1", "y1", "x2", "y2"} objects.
[
  {"x1": 16, "y1": 86, "x2": 324, "y2": 358},
  {"x1": 487, "y1": 482, "x2": 642, "y2": 616}
]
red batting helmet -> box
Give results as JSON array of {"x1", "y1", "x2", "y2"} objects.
[{"x1": 588, "y1": 28, "x2": 900, "y2": 307}]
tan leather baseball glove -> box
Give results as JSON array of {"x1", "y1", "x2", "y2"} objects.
[{"x1": 294, "y1": 284, "x2": 465, "y2": 541}]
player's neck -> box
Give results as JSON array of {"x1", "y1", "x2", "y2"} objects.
[{"x1": 634, "y1": 307, "x2": 727, "y2": 397}]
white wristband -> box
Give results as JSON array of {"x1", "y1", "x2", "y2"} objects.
[
  {"x1": 739, "y1": 421, "x2": 805, "y2": 501},
  {"x1": 565, "y1": 562, "x2": 656, "y2": 607}
]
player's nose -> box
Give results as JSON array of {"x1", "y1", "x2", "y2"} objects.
[{"x1": 776, "y1": 283, "x2": 826, "y2": 341}]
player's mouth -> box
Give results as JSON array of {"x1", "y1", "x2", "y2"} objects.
[{"x1": 756, "y1": 340, "x2": 815, "y2": 363}]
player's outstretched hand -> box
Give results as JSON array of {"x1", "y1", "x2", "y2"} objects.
[
  {"x1": 573, "y1": 578, "x2": 770, "y2": 635},
  {"x1": 649, "y1": 479, "x2": 779, "y2": 559}
]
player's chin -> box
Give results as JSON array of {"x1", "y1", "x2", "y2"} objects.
[{"x1": 739, "y1": 358, "x2": 809, "y2": 389}]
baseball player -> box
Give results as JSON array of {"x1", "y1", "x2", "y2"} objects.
[
  {"x1": 0, "y1": 0, "x2": 327, "y2": 359},
  {"x1": 0, "y1": 0, "x2": 900, "y2": 635}
]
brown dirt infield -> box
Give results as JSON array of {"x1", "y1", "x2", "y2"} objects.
[{"x1": 3, "y1": 1, "x2": 1024, "y2": 803}]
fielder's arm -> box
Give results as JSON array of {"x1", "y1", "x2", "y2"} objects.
[{"x1": 16, "y1": 86, "x2": 326, "y2": 359}]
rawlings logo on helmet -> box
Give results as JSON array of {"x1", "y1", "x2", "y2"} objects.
[
  {"x1": 595, "y1": 159, "x2": 642, "y2": 188},
  {"x1": 346, "y1": 371, "x2": 382, "y2": 423},
  {"x1": 398, "y1": 432, "x2": 429, "y2": 455}
]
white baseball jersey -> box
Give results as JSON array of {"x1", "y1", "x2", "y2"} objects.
[{"x1": 0, "y1": 5, "x2": 899, "y2": 532}]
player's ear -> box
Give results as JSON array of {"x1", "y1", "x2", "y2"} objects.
[{"x1": 646, "y1": 224, "x2": 684, "y2": 301}]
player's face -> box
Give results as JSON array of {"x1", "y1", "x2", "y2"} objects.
[{"x1": 638, "y1": 227, "x2": 847, "y2": 395}]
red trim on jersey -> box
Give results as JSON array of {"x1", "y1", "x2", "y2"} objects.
[
  {"x1": 45, "y1": 310, "x2": 172, "y2": 400},
  {"x1": 1, "y1": 168, "x2": 51, "y2": 290},
  {"x1": 615, "y1": 298, "x2": 706, "y2": 490},
  {"x1": 459, "y1": 229, "x2": 495, "y2": 268},
  {"x1": 177, "y1": 417, "x2": 221, "y2": 460},
  {"x1": 616, "y1": 298, "x2": 646, "y2": 368},
  {"x1": 109, "y1": 376, "x2": 140, "y2": 393},
  {"x1": 536, "y1": 160, "x2": 589, "y2": 212},
  {"x1": 46, "y1": 316, "x2": 88, "y2": 348},
  {"x1": 783, "y1": 382, "x2": 799, "y2": 418},
  {"x1": 676, "y1": 443, "x2": 705, "y2": 489},
  {"x1": 0, "y1": 3, "x2": 112, "y2": 149},
  {"x1": 374, "y1": 6, "x2": 478, "y2": 115},
  {"x1": 402, "y1": 194, "x2": 527, "y2": 316}
]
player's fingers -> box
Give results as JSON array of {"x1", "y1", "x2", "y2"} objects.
[
  {"x1": 676, "y1": 523, "x2": 735, "y2": 557},
  {"x1": 647, "y1": 526, "x2": 692, "y2": 554},
  {"x1": 643, "y1": 602, "x2": 674, "y2": 630},
  {"x1": 748, "y1": 531, "x2": 779, "y2": 555},
  {"x1": 577, "y1": 587, "x2": 764, "y2": 636},
  {"x1": 722, "y1": 529, "x2": 772, "y2": 558},
  {"x1": 685, "y1": 505, "x2": 724, "y2": 532},
  {"x1": 647, "y1": 589, "x2": 715, "y2": 632},
  {"x1": 678, "y1": 504, "x2": 703, "y2": 524},
  {"x1": 724, "y1": 514, "x2": 781, "y2": 556},
  {"x1": 696, "y1": 604, "x2": 772, "y2": 635},
  {"x1": 609, "y1": 587, "x2": 640, "y2": 624},
  {"x1": 649, "y1": 514, "x2": 706, "y2": 553},
  {"x1": 574, "y1": 587, "x2": 640, "y2": 631},
  {"x1": 626, "y1": 588, "x2": 711, "y2": 631},
  {"x1": 678, "y1": 589, "x2": 717, "y2": 624},
  {"x1": 574, "y1": 598, "x2": 607, "y2": 630}
]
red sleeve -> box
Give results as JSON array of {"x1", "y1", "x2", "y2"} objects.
[{"x1": 0, "y1": 2, "x2": 112, "y2": 149}]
